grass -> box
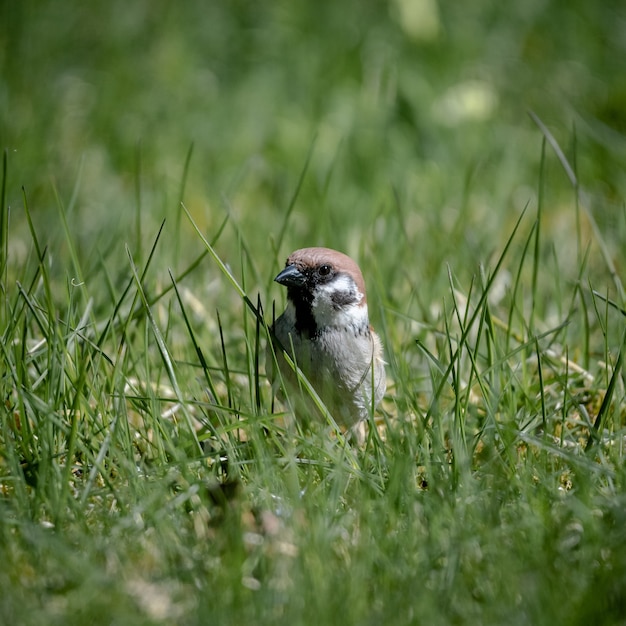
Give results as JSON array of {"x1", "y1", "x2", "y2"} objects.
[{"x1": 2, "y1": 1, "x2": 626, "y2": 624}]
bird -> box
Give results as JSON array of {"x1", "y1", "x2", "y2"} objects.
[{"x1": 267, "y1": 247, "x2": 386, "y2": 439}]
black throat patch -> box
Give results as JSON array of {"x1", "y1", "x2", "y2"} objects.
[{"x1": 288, "y1": 286, "x2": 317, "y2": 338}]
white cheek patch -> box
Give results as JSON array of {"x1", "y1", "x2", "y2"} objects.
[
  {"x1": 320, "y1": 274, "x2": 363, "y2": 306},
  {"x1": 313, "y1": 274, "x2": 367, "y2": 330}
]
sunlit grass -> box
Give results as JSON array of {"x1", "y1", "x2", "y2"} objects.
[
  {"x1": 2, "y1": 2, "x2": 626, "y2": 625},
  {"x1": 2, "y1": 119, "x2": 626, "y2": 624}
]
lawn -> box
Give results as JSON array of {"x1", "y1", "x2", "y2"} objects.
[{"x1": 1, "y1": 1, "x2": 626, "y2": 624}]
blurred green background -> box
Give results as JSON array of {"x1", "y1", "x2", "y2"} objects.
[{"x1": 2, "y1": 0, "x2": 625, "y2": 286}]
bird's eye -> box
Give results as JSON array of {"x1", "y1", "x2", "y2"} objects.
[{"x1": 318, "y1": 264, "x2": 332, "y2": 277}]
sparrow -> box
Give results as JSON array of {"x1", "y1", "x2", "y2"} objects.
[{"x1": 267, "y1": 247, "x2": 386, "y2": 437}]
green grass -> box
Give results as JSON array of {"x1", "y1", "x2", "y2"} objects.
[{"x1": 2, "y1": 1, "x2": 626, "y2": 624}]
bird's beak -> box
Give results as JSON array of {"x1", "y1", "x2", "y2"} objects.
[{"x1": 274, "y1": 264, "x2": 306, "y2": 287}]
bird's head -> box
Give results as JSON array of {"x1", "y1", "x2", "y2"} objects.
[{"x1": 274, "y1": 247, "x2": 369, "y2": 337}]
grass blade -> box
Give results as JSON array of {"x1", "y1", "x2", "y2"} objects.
[
  {"x1": 585, "y1": 326, "x2": 626, "y2": 452},
  {"x1": 126, "y1": 244, "x2": 202, "y2": 455}
]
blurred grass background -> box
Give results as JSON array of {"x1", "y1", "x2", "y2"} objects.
[
  {"x1": 1, "y1": 1, "x2": 626, "y2": 624},
  {"x1": 3, "y1": 0, "x2": 625, "y2": 271}
]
